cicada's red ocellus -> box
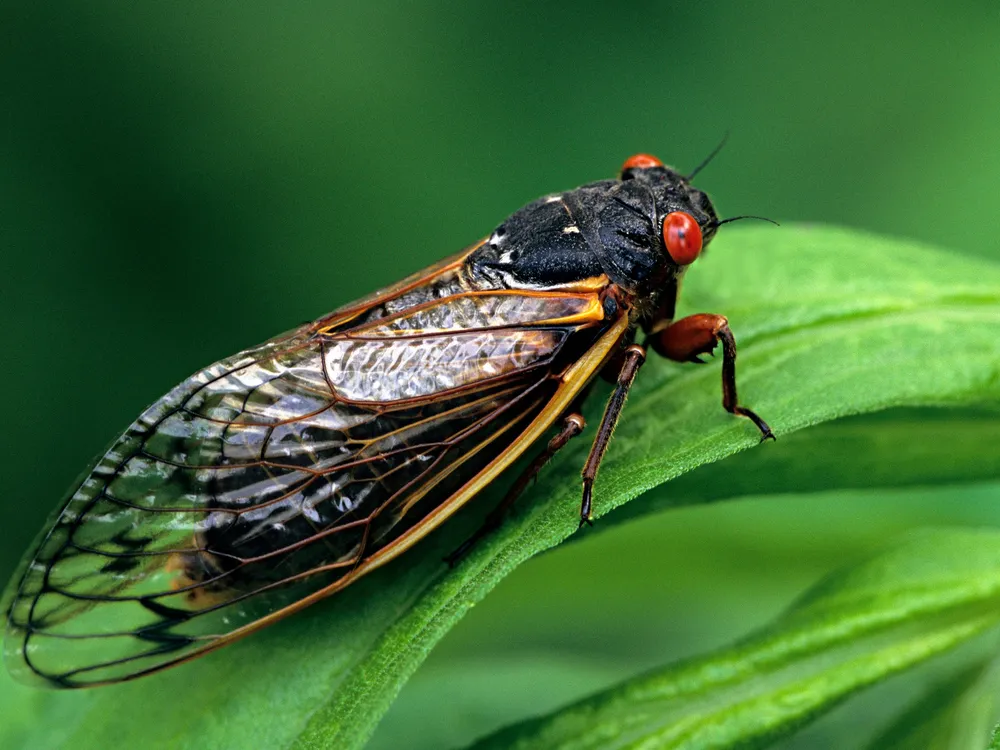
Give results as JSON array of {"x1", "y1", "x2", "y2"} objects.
[{"x1": 2, "y1": 153, "x2": 774, "y2": 688}]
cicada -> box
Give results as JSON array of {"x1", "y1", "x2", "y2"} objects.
[{"x1": 3, "y1": 152, "x2": 773, "y2": 688}]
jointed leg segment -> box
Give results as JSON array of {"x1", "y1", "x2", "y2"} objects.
[
  {"x1": 652, "y1": 313, "x2": 774, "y2": 441},
  {"x1": 579, "y1": 344, "x2": 647, "y2": 527},
  {"x1": 575, "y1": 315, "x2": 772, "y2": 532},
  {"x1": 448, "y1": 313, "x2": 772, "y2": 564},
  {"x1": 445, "y1": 411, "x2": 586, "y2": 566}
]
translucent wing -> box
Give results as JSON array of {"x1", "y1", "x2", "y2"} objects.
[{"x1": 3, "y1": 256, "x2": 621, "y2": 687}]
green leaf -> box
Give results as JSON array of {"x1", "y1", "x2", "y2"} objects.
[
  {"x1": 2, "y1": 225, "x2": 999, "y2": 750},
  {"x1": 866, "y1": 660, "x2": 1000, "y2": 750},
  {"x1": 610, "y1": 405, "x2": 1000, "y2": 527},
  {"x1": 467, "y1": 529, "x2": 1000, "y2": 750},
  {"x1": 366, "y1": 481, "x2": 1000, "y2": 750}
]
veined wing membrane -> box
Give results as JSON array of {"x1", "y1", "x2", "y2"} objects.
[{"x1": 4, "y1": 281, "x2": 612, "y2": 687}]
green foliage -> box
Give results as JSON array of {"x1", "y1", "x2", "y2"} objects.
[
  {"x1": 2, "y1": 225, "x2": 999, "y2": 749},
  {"x1": 867, "y1": 661, "x2": 1000, "y2": 750},
  {"x1": 468, "y1": 529, "x2": 1000, "y2": 750}
]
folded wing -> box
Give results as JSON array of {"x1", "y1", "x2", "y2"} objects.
[{"x1": 4, "y1": 271, "x2": 613, "y2": 687}]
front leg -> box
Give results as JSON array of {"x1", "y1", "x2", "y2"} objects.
[{"x1": 651, "y1": 314, "x2": 775, "y2": 441}]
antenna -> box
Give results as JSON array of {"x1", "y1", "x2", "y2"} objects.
[{"x1": 686, "y1": 132, "x2": 730, "y2": 181}]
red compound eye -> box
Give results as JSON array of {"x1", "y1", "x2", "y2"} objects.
[
  {"x1": 621, "y1": 153, "x2": 664, "y2": 173},
  {"x1": 662, "y1": 211, "x2": 703, "y2": 265}
]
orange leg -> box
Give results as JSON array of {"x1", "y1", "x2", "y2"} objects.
[{"x1": 651, "y1": 313, "x2": 774, "y2": 441}]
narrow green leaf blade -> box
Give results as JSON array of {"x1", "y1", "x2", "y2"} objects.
[{"x1": 468, "y1": 529, "x2": 1000, "y2": 750}]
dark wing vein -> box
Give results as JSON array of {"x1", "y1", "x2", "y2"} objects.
[{"x1": 4, "y1": 280, "x2": 608, "y2": 688}]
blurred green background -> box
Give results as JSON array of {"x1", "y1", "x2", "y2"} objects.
[{"x1": 2, "y1": 2, "x2": 999, "y2": 747}]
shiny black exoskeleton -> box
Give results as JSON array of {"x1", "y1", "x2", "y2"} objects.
[{"x1": 468, "y1": 164, "x2": 720, "y2": 298}]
